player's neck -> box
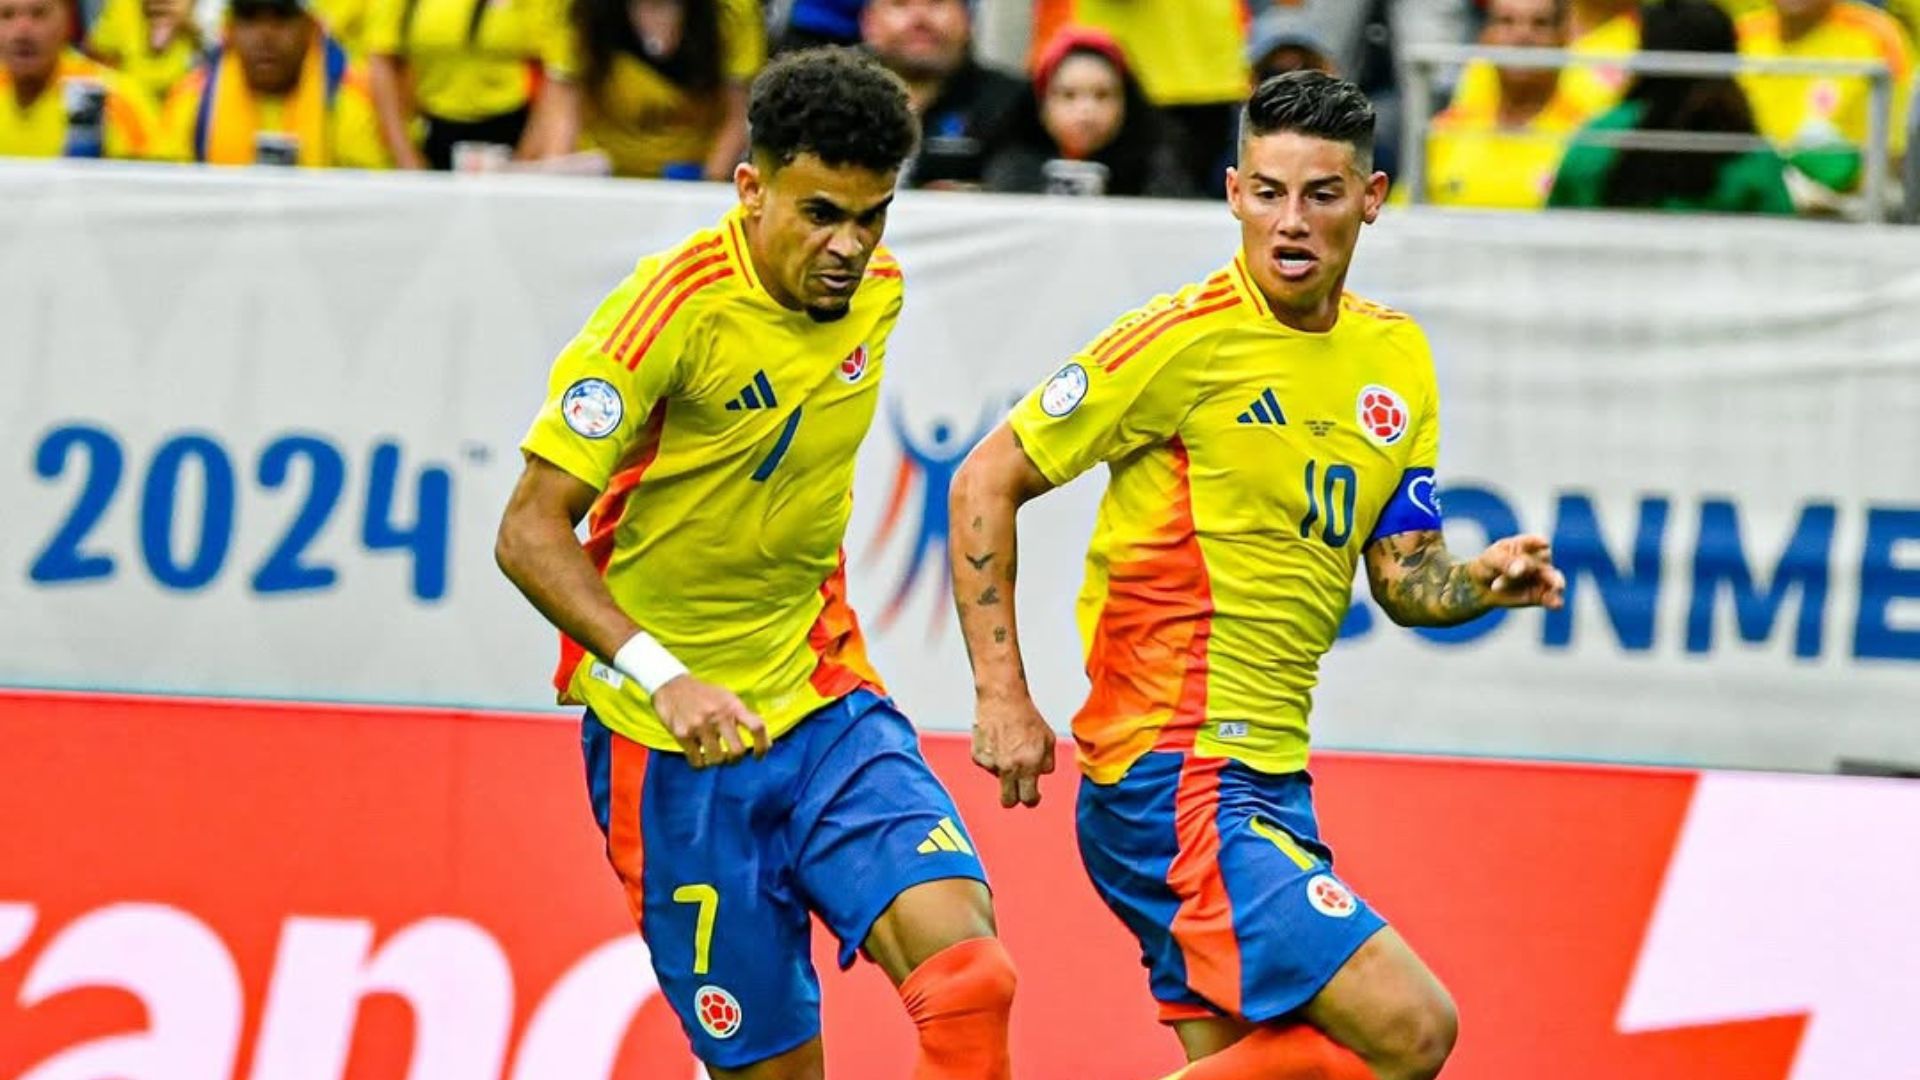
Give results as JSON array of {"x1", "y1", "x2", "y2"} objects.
[
  {"x1": 739, "y1": 215, "x2": 802, "y2": 312},
  {"x1": 1265, "y1": 288, "x2": 1343, "y2": 335}
]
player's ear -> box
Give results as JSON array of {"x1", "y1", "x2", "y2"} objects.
[
  {"x1": 1362, "y1": 170, "x2": 1389, "y2": 224},
  {"x1": 735, "y1": 160, "x2": 766, "y2": 217},
  {"x1": 1224, "y1": 166, "x2": 1245, "y2": 222}
]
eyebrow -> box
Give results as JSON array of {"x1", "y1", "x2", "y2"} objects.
[
  {"x1": 1248, "y1": 172, "x2": 1345, "y2": 189},
  {"x1": 801, "y1": 194, "x2": 896, "y2": 219}
]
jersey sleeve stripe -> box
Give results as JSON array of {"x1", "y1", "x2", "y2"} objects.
[
  {"x1": 1104, "y1": 296, "x2": 1242, "y2": 373},
  {"x1": 1092, "y1": 284, "x2": 1235, "y2": 369},
  {"x1": 866, "y1": 267, "x2": 902, "y2": 279},
  {"x1": 611, "y1": 251, "x2": 731, "y2": 361},
  {"x1": 553, "y1": 402, "x2": 669, "y2": 695},
  {"x1": 620, "y1": 267, "x2": 736, "y2": 370},
  {"x1": 601, "y1": 236, "x2": 727, "y2": 355}
]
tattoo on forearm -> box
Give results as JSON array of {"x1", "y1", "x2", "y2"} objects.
[
  {"x1": 977, "y1": 585, "x2": 1001, "y2": 606},
  {"x1": 966, "y1": 551, "x2": 994, "y2": 570},
  {"x1": 993, "y1": 627, "x2": 1008, "y2": 644},
  {"x1": 1378, "y1": 532, "x2": 1486, "y2": 627}
]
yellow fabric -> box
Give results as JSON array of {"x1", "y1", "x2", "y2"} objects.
[
  {"x1": 1423, "y1": 85, "x2": 1595, "y2": 209},
  {"x1": 163, "y1": 42, "x2": 390, "y2": 167},
  {"x1": 520, "y1": 208, "x2": 904, "y2": 752},
  {"x1": 1039, "y1": 0, "x2": 1247, "y2": 106},
  {"x1": 0, "y1": 50, "x2": 162, "y2": 158},
  {"x1": 1736, "y1": 3, "x2": 1915, "y2": 162},
  {"x1": 1448, "y1": 12, "x2": 1638, "y2": 122},
  {"x1": 567, "y1": 0, "x2": 762, "y2": 177},
  {"x1": 312, "y1": 0, "x2": 373, "y2": 56},
  {"x1": 85, "y1": 0, "x2": 204, "y2": 100},
  {"x1": 1009, "y1": 259, "x2": 1442, "y2": 783},
  {"x1": 365, "y1": 0, "x2": 571, "y2": 121}
]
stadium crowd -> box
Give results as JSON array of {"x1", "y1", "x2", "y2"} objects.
[{"x1": 0, "y1": 0, "x2": 1911, "y2": 215}]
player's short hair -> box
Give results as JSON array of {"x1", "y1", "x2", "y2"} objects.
[
  {"x1": 1241, "y1": 70, "x2": 1377, "y2": 173},
  {"x1": 747, "y1": 47, "x2": 918, "y2": 174}
]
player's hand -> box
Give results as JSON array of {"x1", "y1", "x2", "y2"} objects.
[
  {"x1": 652, "y1": 676, "x2": 768, "y2": 768},
  {"x1": 1470, "y1": 534, "x2": 1566, "y2": 610},
  {"x1": 971, "y1": 692, "x2": 1056, "y2": 809}
]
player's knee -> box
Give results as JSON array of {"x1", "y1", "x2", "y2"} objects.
[
  {"x1": 901, "y1": 935, "x2": 1018, "y2": 1026},
  {"x1": 942, "y1": 934, "x2": 1018, "y2": 1015},
  {"x1": 1375, "y1": 986, "x2": 1458, "y2": 1080}
]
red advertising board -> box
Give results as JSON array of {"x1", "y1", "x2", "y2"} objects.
[{"x1": 1, "y1": 691, "x2": 1870, "y2": 1078}]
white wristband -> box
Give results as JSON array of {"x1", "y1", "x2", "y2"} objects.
[{"x1": 611, "y1": 631, "x2": 689, "y2": 697}]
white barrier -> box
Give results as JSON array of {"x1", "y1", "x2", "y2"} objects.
[{"x1": 2, "y1": 161, "x2": 1917, "y2": 771}]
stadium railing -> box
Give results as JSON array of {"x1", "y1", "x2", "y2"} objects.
[{"x1": 1398, "y1": 44, "x2": 1906, "y2": 224}]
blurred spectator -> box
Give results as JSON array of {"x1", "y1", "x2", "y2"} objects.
[
  {"x1": 2, "y1": 0, "x2": 162, "y2": 156},
  {"x1": 1246, "y1": 7, "x2": 1337, "y2": 81},
  {"x1": 161, "y1": 0, "x2": 387, "y2": 166},
  {"x1": 364, "y1": 0, "x2": 571, "y2": 169},
  {"x1": 560, "y1": 0, "x2": 760, "y2": 179},
  {"x1": 1450, "y1": 0, "x2": 1638, "y2": 119},
  {"x1": 861, "y1": 0, "x2": 1023, "y2": 189},
  {"x1": 1550, "y1": 0, "x2": 1794, "y2": 212},
  {"x1": 774, "y1": 0, "x2": 861, "y2": 52},
  {"x1": 85, "y1": 0, "x2": 204, "y2": 99},
  {"x1": 1734, "y1": 0, "x2": 1914, "y2": 195},
  {"x1": 1030, "y1": 0, "x2": 1249, "y2": 193},
  {"x1": 983, "y1": 25, "x2": 1190, "y2": 198},
  {"x1": 1425, "y1": 0, "x2": 1595, "y2": 207}
]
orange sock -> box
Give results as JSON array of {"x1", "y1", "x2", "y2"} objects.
[
  {"x1": 1163, "y1": 1024, "x2": 1374, "y2": 1080},
  {"x1": 897, "y1": 936, "x2": 1017, "y2": 1080}
]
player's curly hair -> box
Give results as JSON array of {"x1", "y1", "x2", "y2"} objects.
[
  {"x1": 748, "y1": 47, "x2": 918, "y2": 173},
  {"x1": 1242, "y1": 70, "x2": 1377, "y2": 172}
]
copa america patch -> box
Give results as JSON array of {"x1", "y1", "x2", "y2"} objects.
[
  {"x1": 839, "y1": 344, "x2": 870, "y2": 384},
  {"x1": 1356, "y1": 384, "x2": 1409, "y2": 446},
  {"x1": 1040, "y1": 363, "x2": 1089, "y2": 417},
  {"x1": 694, "y1": 984, "x2": 743, "y2": 1039},
  {"x1": 1306, "y1": 874, "x2": 1359, "y2": 919},
  {"x1": 562, "y1": 377, "x2": 623, "y2": 439}
]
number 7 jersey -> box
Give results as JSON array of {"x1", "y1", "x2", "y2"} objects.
[{"x1": 1008, "y1": 255, "x2": 1443, "y2": 783}]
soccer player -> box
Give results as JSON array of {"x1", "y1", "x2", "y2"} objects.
[
  {"x1": 948, "y1": 71, "x2": 1565, "y2": 1080},
  {"x1": 496, "y1": 48, "x2": 1015, "y2": 1080}
]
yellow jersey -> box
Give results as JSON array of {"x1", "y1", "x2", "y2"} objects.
[
  {"x1": 563, "y1": 0, "x2": 762, "y2": 178},
  {"x1": 520, "y1": 208, "x2": 904, "y2": 752},
  {"x1": 0, "y1": 50, "x2": 162, "y2": 159},
  {"x1": 1423, "y1": 84, "x2": 1596, "y2": 210},
  {"x1": 1736, "y1": 3, "x2": 1914, "y2": 164},
  {"x1": 84, "y1": 0, "x2": 203, "y2": 101},
  {"x1": 364, "y1": 0, "x2": 571, "y2": 121},
  {"x1": 163, "y1": 39, "x2": 389, "y2": 168},
  {"x1": 1009, "y1": 258, "x2": 1443, "y2": 784},
  {"x1": 1031, "y1": 0, "x2": 1247, "y2": 106}
]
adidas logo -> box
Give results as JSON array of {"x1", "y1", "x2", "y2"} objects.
[
  {"x1": 1236, "y1": 388, "x2": 1287, "y2": 426},
  {"x1": 724, "y1": 370, "x2": 779, "y2": 411},
  {"x1": 916, "y1": 817, "x2": 975, "y2": 856}
]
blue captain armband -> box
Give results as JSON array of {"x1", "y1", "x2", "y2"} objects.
[{"x1": 1367, "y1": 467, "x2": 1444, "y2": 544}]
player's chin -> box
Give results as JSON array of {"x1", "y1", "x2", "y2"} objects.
[{"x1": 804, "y1": 297, "x2": 853, "y2": 324}]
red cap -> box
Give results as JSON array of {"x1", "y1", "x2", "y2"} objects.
[{"x1": 1031, "y1": 25, "x2": 1131, "y2": 99}]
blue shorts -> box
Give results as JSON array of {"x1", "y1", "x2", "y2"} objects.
[
  {"x1": 1077, "y1": 752, "x2": 1387, "y2": 1025},
  {"x1": 583, "y1": 689, "x2": 987, "y2": 1069}
]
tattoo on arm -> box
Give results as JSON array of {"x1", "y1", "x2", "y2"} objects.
[
  {"x1": 976, "y1": 585, "x2": 1001, "y2": 606},
  {"x1": 966, "y1": 552, "x2": 994, "y2": 570},
  {"x1": 1373, "y1": 531, "x2": 1488, "y2": 628},
  {"x1": 993, "y1": 627, "x2": 1007, "y2": 643}
]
